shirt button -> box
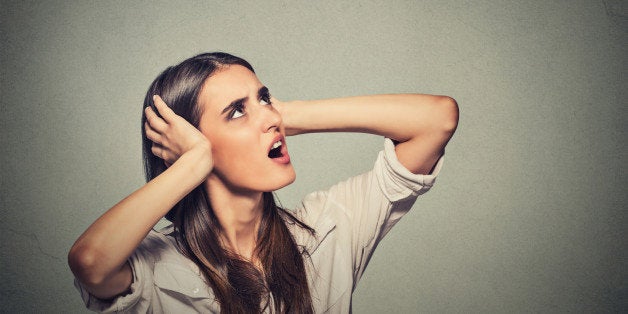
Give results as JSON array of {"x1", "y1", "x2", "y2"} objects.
[{"x1": 192, "y1": 287, "x2": 200, "y2": 294}]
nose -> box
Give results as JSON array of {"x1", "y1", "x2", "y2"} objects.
[{"x1": 260, "y1": 104, "x2": 282, "y2": 133}]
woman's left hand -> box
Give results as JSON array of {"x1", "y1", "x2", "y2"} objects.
[{"x1": 271, "y1": 97, "x2": 299, "y2": 136}]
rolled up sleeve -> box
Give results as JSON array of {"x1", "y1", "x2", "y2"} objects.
[
  {"x1": 326, "y1": 138, "x2": 444, "y2": 285},
  {"x1": 73, "y1": 235, "x2": 158, "y2": 313}
]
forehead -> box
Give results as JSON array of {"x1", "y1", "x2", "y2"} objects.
[{"x1": 198, "y1": 65, "x2": 262, "y2": 114}]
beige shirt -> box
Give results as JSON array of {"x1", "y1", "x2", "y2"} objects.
[{"x1": 75, "y1": 138, "x2": 444, "y2": 313}]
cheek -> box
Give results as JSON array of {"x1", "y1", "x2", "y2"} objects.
[
  {"x1": 211, "y1": 138, "x2": 259, "y2": 173},
  {"x1": 213, "y1": 143, "x2": 243, "y2": 166}
]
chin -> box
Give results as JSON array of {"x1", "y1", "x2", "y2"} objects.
[{"x1": 268, "y1": 171, "x2": 296, "y2": 192}]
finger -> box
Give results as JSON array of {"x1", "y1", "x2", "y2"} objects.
[
  {"x1": 152, "y1": 144, "x2": 177, "y2": 165},
  {"x1": 144, "y1": 122, "x2": 163, "y2": 145},
  {"x1": 270, "y1": 97, "x2": 284, "y2": 114},
  {"x1": 151, "y1": 144, "x2": 172, "y2": 162},
  {"x1": 152, "y1": 95, "x2": 178, "y2": 123},
  {"x1": 145, "y1": 106, "x2": 168, "y2": 131},
  {"x1": 151, "y1": 143, "x2": 163, "y2": 158}
]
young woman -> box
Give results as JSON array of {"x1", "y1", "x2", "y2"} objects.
[{"x1": 69, "y1": 52, "x2": 458, "y2": 313}]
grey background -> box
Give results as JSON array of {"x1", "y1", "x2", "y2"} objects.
[{"x1": 1, "y1": 0, "x2": 626, "y2": 313}]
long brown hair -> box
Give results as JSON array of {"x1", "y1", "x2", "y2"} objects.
[{"x1": 141, "y1": 52, "x2": 314, "y2": 313}]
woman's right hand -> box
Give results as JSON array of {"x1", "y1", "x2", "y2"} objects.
[
  {"x1": 70, "y1": 96, "x2": 214, "y2": 300},
  {"x1": 144, "y1": 95, "x2": 212, "y2": 172}
]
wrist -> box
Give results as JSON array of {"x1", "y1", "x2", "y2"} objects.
[
  {"x1": 178, "y1": 143, "x2": 212, "y2": 182},
  {"x1": 279, "y1": 100, "x2": 304, "y2": 136}
]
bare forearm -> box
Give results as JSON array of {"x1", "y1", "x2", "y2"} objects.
[
  {"x1": 282, "y1": 94, "x2": 456, "y2": 138},
  {"x1": 68, "y1": 146, "x2": 210, "y2": 296},
  {"x1": 280, "y1": 94, "x2": 458, "y2": 174}
]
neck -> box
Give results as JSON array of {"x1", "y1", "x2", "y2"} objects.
[{"x1": 205, "y1": 174, "x2": 264, "y2": 260}]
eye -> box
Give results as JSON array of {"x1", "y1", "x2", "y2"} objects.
[
  {"x1": 260, "y1": 93, "x2": 272, "y2": 106},
  {"x1": 231, "y1": 108, "x2": 244, "y2": 119},
  {"x1": 228, "y1": 103, "x2": 245, "y2": 119}
]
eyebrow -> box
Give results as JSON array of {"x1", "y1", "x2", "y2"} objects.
[
  {"x1": 221, "y1": 97, "x2": 247, "y2": 115},
  {"x1": 258, "y1": 86, "x2": 269, "y2": 99},
  {"x1": 220, "y1": 86, "x2": 270, "y2": 116}
]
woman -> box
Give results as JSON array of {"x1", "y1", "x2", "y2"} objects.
[{"x1": 69, "y1": 52, "x2": 458, "y2": 313}]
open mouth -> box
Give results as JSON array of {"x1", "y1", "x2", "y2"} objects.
[{"x1": 268, "y1": 140, "x2": 283, "y2": 158}]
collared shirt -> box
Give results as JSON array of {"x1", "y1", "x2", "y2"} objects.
[{"x1": 75, "y1": 138, "x2": 444, "y2": 313}]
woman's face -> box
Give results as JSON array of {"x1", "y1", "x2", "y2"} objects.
[{"x1": 197, "y1": 65, "x2": 295, "y2": 193}]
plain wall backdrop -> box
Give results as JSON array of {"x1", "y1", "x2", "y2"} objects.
[{"x1": 1, "y1": 1, "x2": 626, "y2": 313}]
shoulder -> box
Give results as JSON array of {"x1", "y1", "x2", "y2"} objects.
[
  {"x1": 139, "y1": 224, "x2": 219, "y2": 308},
  {"x1": 132, "y1": 224, "x2": 204, "y2": 279},
  {"x1": 134, "y1": 225, "x2": 180, "y2": 263}
]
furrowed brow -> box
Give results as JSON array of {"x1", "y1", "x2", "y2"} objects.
[{"x1": 221, "y1": 97, "x2": 247, "y2": 115}]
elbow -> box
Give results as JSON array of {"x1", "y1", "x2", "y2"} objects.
[
  {"x1": 436, "y1": 96, "x2": 459, "y2": 135},
  {"x1": 405, "y1": 95, "x2": 459, "y2": 143},
  {"x1": 68, "y1": 244, "x2": 107, "y2": 287}
]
